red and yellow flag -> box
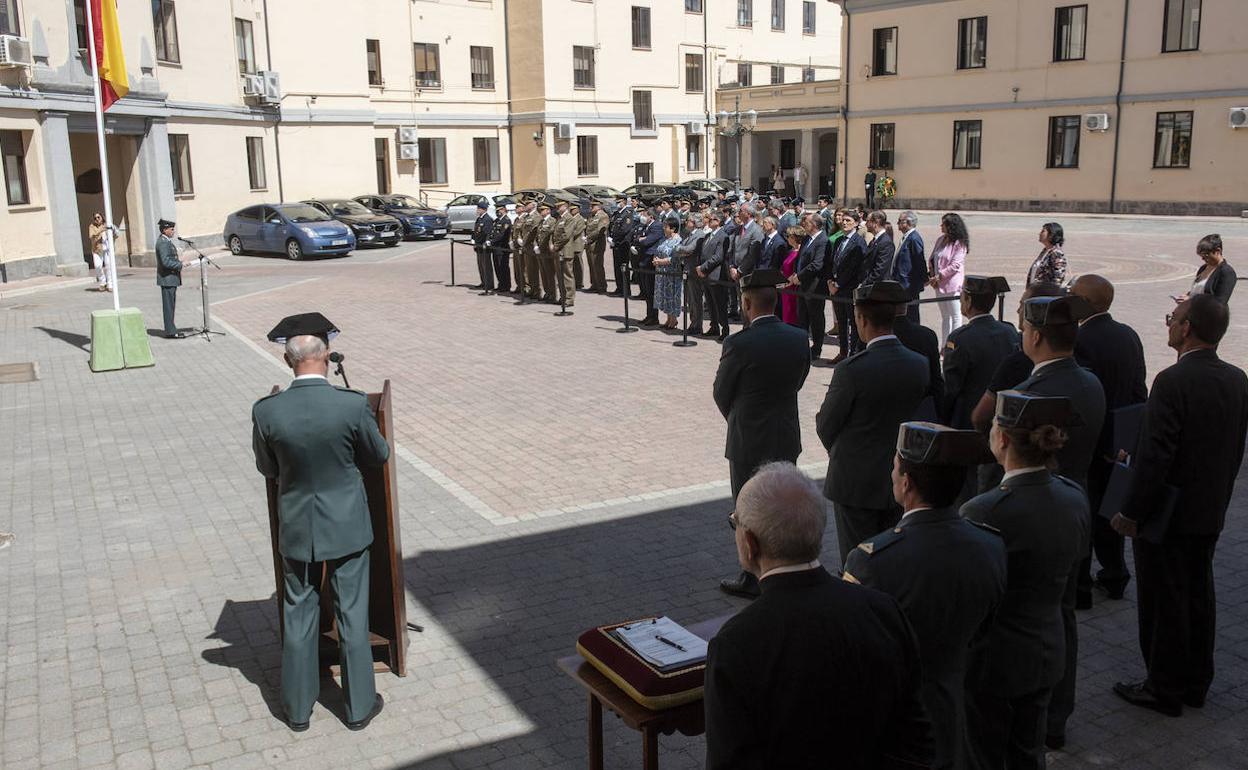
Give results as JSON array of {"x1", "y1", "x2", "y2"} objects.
[{"x1": 90, "y1": 0, "x2": 129, "y2": 110}]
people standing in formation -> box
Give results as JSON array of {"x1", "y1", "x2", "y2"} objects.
[
  {"x1": 487, "y1": 202, "x2": 512, "y2": 294},
  {"x1": 583, "y1": 198, "x2": 610, "y2": 294},
  {"x1": 470, "y1": 201, "x2": 496, "y2": 296},
  {"x1": 87, "y1": 212, "x2": 115, "y2": 293}
]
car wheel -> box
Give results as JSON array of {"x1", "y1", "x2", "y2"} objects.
[
  {"x1": 386, "y1": 241, "x2": 399, "y2": 248},
  {"x1": 228, "y1": 235, "x2": 245, "y2": 256},
  {"x1": 285, "y1": 239, "x2": 303, "y2": 261}
]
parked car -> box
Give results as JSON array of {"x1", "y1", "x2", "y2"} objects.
[
  {"x1": 619, "y1": 183, "x2": 715, "y2": 206},
  {"x1": 303, "y1": 198, "x2": 402, "y2": 247},
  {"x1": 223, "y1": 203, "x2": 355, "y2": 260},
  {"x1": 353, "y1": 194, "x2": 449, "y2": 239},
  {"x1": 562, "y1": 185, "x2": 623, "y2": 213},
  {"x1": 681, "y1": 177, "x2": 736, "y2": 194},
  {"x1": 444, "y1": 192, "x2": 516, "y2": 232},
  {"x1": 512, "y1": 188, "x2": 580, "y2": 206}
]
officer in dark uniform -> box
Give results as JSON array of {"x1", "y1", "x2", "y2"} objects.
[
  {"x1": 844, "y1": 423, "x2": 1007, "y2": 770},
  {"x1": 941, "y1": 276, "x2": 1019, "y2": 428},
  {"x1": 893, "y1": 304, "x2": 944, "y2": 420},
  {"x1": 155, "y1": 219, "x2": 186, "y2": 338},
  {"x1": 471, "y1": 201, "x2": 495, "y2": 295},
  {"x1": 608, "y1": 195, "x2": 635, "y2": 297},
  {"x1": 487, "y1": 202, "x2": 512, "y2": 294},
  {"x1": 962, "y1": 391, "x2": 1089, "y2": 768}
]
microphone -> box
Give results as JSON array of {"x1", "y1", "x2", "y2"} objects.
[
  {"x1": 329, "y1": 351, "x2": 349, "y2": 388},
  {"x1": 329, "y1": 352, "x2": 344, "y2": 364}
]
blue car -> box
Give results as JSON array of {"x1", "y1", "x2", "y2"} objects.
[{"x1": 223, "y1": 203, "x2": 356, "y2": 260}]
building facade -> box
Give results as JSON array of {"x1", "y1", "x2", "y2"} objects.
[{"x1": 838, "y1": 0, "x2": 1248, "y2": 215}]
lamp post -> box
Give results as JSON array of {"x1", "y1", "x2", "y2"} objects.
[{"x1": 718, "y1": 95, "x2": 757, "y2": 192}]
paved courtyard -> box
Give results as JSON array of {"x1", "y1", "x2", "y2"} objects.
[{"x1": 1, "y1": 211, "x2": 1247, "y2": 769}]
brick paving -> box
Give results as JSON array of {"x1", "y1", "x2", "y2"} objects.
[{"x1": 0, "y1": 212, "x2": 1246, "y2": 769}]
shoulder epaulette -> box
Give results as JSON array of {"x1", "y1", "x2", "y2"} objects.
[
  {"x1": 333, "y1": 385, "x2": 367, "y2": 397},
  {"x1": 974, "y1": 484, "x2": 1014, "y2": 510},
  {"x1": 856, "y1": 526, "x2": 905, "y2": 557}
]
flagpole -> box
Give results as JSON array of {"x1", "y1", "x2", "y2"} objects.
[{"x1": 85, "y1": 0, "x2": 121, "y2": 312}]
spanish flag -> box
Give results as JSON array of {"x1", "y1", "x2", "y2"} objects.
[{"x1": 90, "y1": 0, "x2": 129, "y2": 110}]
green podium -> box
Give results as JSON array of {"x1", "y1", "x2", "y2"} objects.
[{"x1": 89, "y1": 308, "x2": 155, "y2": 372}]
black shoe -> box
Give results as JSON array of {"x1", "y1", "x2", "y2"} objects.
[
  {"x1": 707, "y1": 326, "x2": 721, "y2": 337},
  {"x1": 165, "y1": 331, "x2": 186, "y2": 339},
  {"x1": 688, "y1": 327, "x2": 705, "y2": 336},
  {"x1": 1044, "y1": 733, "x2": 1065, "y2": 751},
  {"x1": 347, "y1": 694, "x2": 385, "y2": 731},
  {"x1": 631, "y1": 293, "x2": 644, "y2": 300},
  {"x1": 1113, "y1": 681, "x2": 1182, "y2": 717},
  {"x1": 1093, "y1": 577, "x2": 1127, "y2": 600},
  {"x1": 719, "y1": 571, "x2": 761, "y2": 599},
  {"x1": 810, "y1": 348, "x2": 822, "y2": 361},
  {"x1": 469, "y1": 283, "x2": 484, "y2": 290},
  {"x1": 828, "y1": 352, "x2": 847, "y2": 365},
  {"x1": 717, "y1": 333, "x2": 729, "y2": 343},
  {"x1": 607, "y1": 290, "x2": 624, "y2": 297},
  {"x1": 285, "y1": 716, "x2": 310, "y2": 733}
]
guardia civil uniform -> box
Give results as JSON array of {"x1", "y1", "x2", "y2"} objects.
[
  {"x1": 940, "y1": 276, "x2": 1019, "y2": 429},
  {"x1": 155, "y1": 219, "x2": 183, "y2": 337}
]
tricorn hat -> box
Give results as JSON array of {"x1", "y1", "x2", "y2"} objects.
[
  {"x1": 994, "y1": 390, "x2": 1084, "y2": 429},
  {"x1": 740, "y1": 269, "x2": 786, "y2": 290},
  {"x1": 963, "y1": 275, "x2": 1011, "y2": 296},
  {"x1": 266, "y1": 312, "x2": 339, "y2": 344},
  {"x1": 158, "y1": 218, "x2": 176, "y2": 230},
  {"x1": 897, "y1": 422, "x2": 994, "y2": 465},
  {"x1": 854, "y1": 280, "x2": 909, "y2": 305}
]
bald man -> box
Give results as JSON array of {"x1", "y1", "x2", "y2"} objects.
[{"x1": 1071, "y1": 275, "x2": 1148, "y2": 603}]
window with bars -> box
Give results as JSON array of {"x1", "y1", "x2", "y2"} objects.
[
  {"x1": 737, "y1": 0, "x2": 753, "y2": 27},
  {"x1": 770, "y1": 65, "x2": 784, "y2": 84},
  {"x1": 1, "y1": 130, "x2": 29, "y2": 205},
  {"x1": 235, "y1": 19, "x2": 256, "y2": 75},
  {"x1": 771, "y1": 0, "x2": 785, "y2": 31},
  {"x1": 246, "y1": 137, "x2": 266, "y2": 190},
  {"x1": 577, "y1": 136, "x2": 598, "y2": 176},
  {"x1": 473, "y1": 138, "x2": 500, "y2": 182},
  {"x1": 957, "y1": 17, "x2": 987, "y2": 69},
  {"x1": 873, "y1": 27, "x2": 897, "y2": 76},
  {"x1": 573, "y1": 45, "x2": 595, "y2": 88},
  {"x1": 419, "y1": 137, "x2": 448, "y2": 183},
  {"x1": 413, "y1": 43, "x2": 441, "y2": 87},
  {"x1": 1053, "y1": 6, "x2": 1087, "y2": 62},
  {"x1": 1153, "y1": 111, "x2": 1193, "y2": 168},
  {"x1": 1162, "y1": 0, "x2": 1201, "y2": 52},
  {"x1": 470, "y1": 46, "x2": 495, "y2": 90},
  {"x1": 153, "y1": 0, "x2": 180, "y2": 63},
  {"x1": 635, "y1": 162, "x2": 653, "y2": 184},
  {"x1": 1047, "y1": 116, "x2": 1081, "y2": 168},
  {"x1": 737, "y1": 62, "x2": 752, "y2": 87},
  {"x1": 952, "y1": 120, "x2": 982, "y2": 169},
  {"x1": 366, "y1": 39, "x2": 383, "y2": 86},
  {"x1": 633, "y1": 91, "x2": 654, "y2": 131},
  {"x1": 685, "y1": 54, "x2": 704, "y2": 93},
  {"x1": 870, "y1": 123, "x2": 895, "y2": 169},
  {"x1": 169, "y1": 134, "x2": 193, "y2": 194},
  {"x1": 802, "y1": 2, "x2": 816, "y2": 34},
  {"x1": 687, "y1": 136, "x2": 703, "y2": 172},
  {"x1": 631, "y1": 6, "x2": 651, "y2": 49}
]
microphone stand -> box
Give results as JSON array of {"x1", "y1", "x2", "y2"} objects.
[
  {"x1": 331, "y1": 354, "x2": 351, "y2": 389},
  {"x1": 181, "y1": 238, "x2": 225, "y2": 341}
]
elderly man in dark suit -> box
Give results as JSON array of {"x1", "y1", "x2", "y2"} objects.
[
  {"x1": 1016, "y1": 294, "x2": 1106, "y2": 748},
  {"x1": 790, "y1": 212, "x2": 829, "y2": 361},
  {"x1": 844, "y1": 424, "x2": 1007, "y2": 770},
  {"x1": 828, "y1": 209, "x2": 867, "y2": 360},
  {"x1": 713, "y1": 270, "x2": 811, "y2": 598},
  {"x1": 695, "y1": 210, "x2": 732, "y2": 341},
  {"x1": 1069, "y1": 274, "x2": 1148, "y2": 603},
  {"x1": 705, "y1": 462, "x2": 933, "y2": 770},
  {"x1": 816, "y1": 281, "x2": 929, "y2": 563},
  {"x1": 1112, "y1": 295, "x2": 1248, "y2": 718}
]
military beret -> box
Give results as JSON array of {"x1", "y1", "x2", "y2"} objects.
[
  {"x1": 854, "y1": 280, "x2": 909, "y2": 304},
  {"x1": 897, "y1": 422, "x2": 994, "y2": 465},
  {"x1": 537, "y1": 201, "x2": 552, "y2": 211},
  {"x1": 1023, "y1": 295, "x2": 1092, "y2": 326},
  {"x1": 158, "y1": 218, "x2": 176, "y2": 229},
  {"x1": 267, "y1": 312, "x2": 339, "y2": 344},
  {"x1": 995, "y1": 389, "x2": 1084, "y2": 429},
  {"x1": 963, "y1": 275, "x2": 1011, "y2": 295},
  {"x1": 740, "y1": 269, "x2": 786, "y2": 289}
]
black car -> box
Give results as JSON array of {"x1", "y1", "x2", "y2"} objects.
[
  {"x1": 620, "y1": 183, "x2": 716, "y2": 207},
  {"x1": 353, "y1": 194, "x2": 449, "y2": 239},
  {"x1": 512, "y1": 188, "x2": 581, "y2": 207},
  {"x1": 304, "y1": 198, "x2": 402, "y2": 247}
]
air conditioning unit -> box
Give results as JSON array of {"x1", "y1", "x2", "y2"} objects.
[
  {"x1": 259, "y1": 70, "x2": 281, "y2": 104},
  {"x1": 398, "y1": 126, "x2": 418, "y2": 144},
  {"x1": 1084, "y1": 113, "x2": 1110, "y2": 131},
  {"x1": 0, "y1": 35, "x2": 33, "y2": 68},
  {"x1": 241, "y1": 74, "x2": 264, "y2": 97},
  {"x1": 1230, "y1": 107, "x2": 1248, "y2": 129},
  {"x1": 555, "y1": 121, "x2": 576, "y2": 140},
  {"x1": 398, "y1": 143, "x2": 419, "y2": 161},
  {"x1": 687, "y1": 120, "x2": 706, "y2": 135}
]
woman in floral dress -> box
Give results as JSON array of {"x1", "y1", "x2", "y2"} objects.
[{"x1": 652, "y1": 220, "x2": 684, "y2": 328}]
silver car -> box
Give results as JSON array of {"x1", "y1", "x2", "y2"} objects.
[{"x1": 444, "y1": 192, "x2": 515, "y2": 232}]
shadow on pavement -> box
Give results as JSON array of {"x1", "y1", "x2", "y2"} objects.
[{"x1": 34, "y1": 325, "x2": 91, "y2": 350}]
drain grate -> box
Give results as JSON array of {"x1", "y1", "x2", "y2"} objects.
[{"x1": 0, "y1": 362, "x2": 38, "y2": 384}]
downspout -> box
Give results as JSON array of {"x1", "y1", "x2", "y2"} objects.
[
  {"x1": 261, "y1": 0, "x2": 284, "y2": 200},
  {"x1": 703, "y1": 5, "x2": 710, "y2": 177},
  {"x1": 503, "y1": 0, "x2": 516, "y2": 189},
  {"x1": 1108, "y1": 0, "x2": 1129, "y2": 214},
  {"x1": 840, "y1": 1, "x2": 851, "y2": 208}
]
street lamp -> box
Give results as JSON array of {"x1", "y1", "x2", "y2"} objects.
[{"x1": 717, "y1": 95, "x2": 757, "y2": 192}]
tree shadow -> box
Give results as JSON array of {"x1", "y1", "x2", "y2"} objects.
[{"x1": 35, "y1": 325, "x2": 91, "y2": 351}]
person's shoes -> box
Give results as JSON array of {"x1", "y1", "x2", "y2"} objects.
[
  {"x1": 1113, "y1": 681, "x2": 1182, "y2": 717},
  {"x1": 810, "y1": 347, "x2": 822, "y2": 361},
  {"x1": 478, "y1": 290, "x2": 491, "y2": 296},
  {"x1": 346, "y1": 694, "x2": 385, "y2": 731},
  {"x1": 1093, "y1": 576, "x2": 1128, "y2": 600},
  {"x1": 607, "y1": 290, "x2": 624, "y2": 297},
  {"x1": 1044, "y1": 733, "x2": 1065, "y2": 751},
  {"x1": 469, "y1": 283, "x2": 484, "y2": 290},
  {"x1": 717, "y1": 332, "x2": 729, "y2": 343},
  {"x1": 285, "y1": 715, "x2": 310, "y2": 732},
  {"x1": 828, "y1": 352, "x2": 847, "y2": 365},
  {"x1": 165, "y1": 331, "x2": 186, "y2": 339},
  {"x1": 688, "y1": 327, "x2": 705, "y2": 336},
  {"x1": 719, "y1": 571, "x2": 761, "y2": 599},
  {"x1": 707, "y1": 326, "x2": 721, "y2": 337}
]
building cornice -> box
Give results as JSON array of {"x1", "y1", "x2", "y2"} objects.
[{"x1": 848, "y1": 86, "x2": 1248, "y2": 119}]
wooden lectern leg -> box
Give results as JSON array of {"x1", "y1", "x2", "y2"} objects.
[
  {"x1": 642, "y1": 723, "x2": 659, "y2": 770},
  {"x1": 588, "y1": 695, "x2": 604, "y2": 770}
]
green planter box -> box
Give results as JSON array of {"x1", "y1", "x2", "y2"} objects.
[{"x1": 89, "y1": 308, "x2": 155, "y2": 371}]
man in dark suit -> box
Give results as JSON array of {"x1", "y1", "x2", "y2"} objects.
[
  {"x1": 1016, "y1": 294, "x2": 1106, "y2": 747},
  {"x1": 714, "y1": 270, "x2": 812, "y2": 597},
  {"x1": 844, "y1": 424, "x2": 1007, "y2": 770},
  {"x1": 252, "y1": 313, "x2": 390, "y2": 732},
  {"x1": 1067, "y1": 275, "x2": 1149, "y2": 603},
  {"x1": 1111, "y1": 295, "x2": 1248, "y2": 718},
  {"x1": 894, "y1": 304, "x2": 944, "y2": 420},
  {"x1": 705, "y1": 462, "x2": 933, "y2": 770},
  {"x1": 607, "y1": 196, "x2": 635, "y2": 297},
  {"x1": 155, "y1": 219, "x2": 187, "y2": 338},
  {"x1": 695, "y1": 210, "x2": 732, "y2": 341},
  {"x1": 864, "y1": 168, "x2": 878, "y2": 208},
  {"x1": 827, "y1": 210, "x2": 867, "y2": 361},
  {"x1": 471, "y1": 201, "x2": 495, "y2": 295},
  {"x1": 893, "y1": 210, "x2": 926, "y2": 322},
  {"x1": 727, "y1": 209, "x2": 764, "y2": 328},
  {"x1": 862, "y1": 211, "x2": 896, "y2": 285},
  {"x1": 791, "y1": 212, "x2": 829, "y2": 361},
  {"x1": 941, "y1": 276, "x2": 1019, "y2": 428},
  {"x1": 631, "y1": 208, "x2": 664, "y2": 326},
  {"x1": 487, "y1": 202, "x2": 512, "y2": 294},
  {"x1": 816, "y1": 281, "x2": 929, "y2": 563},
  {"x1": 756, "y1": 215, "x2": 786, "y2": 271}
]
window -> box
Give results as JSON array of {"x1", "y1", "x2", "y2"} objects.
[
  {"x1": 0, "y1": 0, "x2": 18, "y2": 35},
  {"x1": 573, "y1": 45, "x2": 595, "y2": 88},
  {"x1": 687, "y1": 135, "x2": 703, "y2": 172},
  {"x1": 1047, "y1": 116, "x2": 1081, "y2": 168},
  {"x1": 470, "y1": 46, "x2": 495, "y2": 90},
  {"x1": 771, "y1": 0, "x2": 785, "y2": 31},
  {"x1": 957, "y1": 17, "x2": 987, "y2": 70},
  {"x1": 1153, "y1": 111, "x2": 1193, "y2": 168},
  {"x1": 1, "y1": 131, "x2": 29, "y2": 205},
  {"x1": 770, "y1": 65, "x2": 784, "y2": 84},
  {"x1": 802, "y1": 66, "x2": 816, "y2": 82},
  {"x1": 737, "y1": 63, "x2": 753, "y2": 87},
  {"x1": 413, "y1": 43, "x2": 441, "y2": 87},
  {"x1": 168, "y1": 134, "x2": 193, "y2": 194},
  {"x1": 633, "y1": 91, "x2": 654, "y2": 130},
  {"x1": 153, "y1": 0, "x2": 180, "y2": 63},
  {"x1": 375, "y1": 138, "x2": 390, "y2": 194},
  {"x1": 870, "y1": 123, "x2": 895, "y2": 169},
  {"x1": 737, "y1": 0, "x2": 753, "y2": 27},
  {"x1": 685, "y1": 54, "x2": 704, "y2": 93},
  {"x1": 245, "y1": 137, "x2": 266, "y2": 190},
  {"x1": 802, "y1": 1, "x2": 816, "y2": 34},
  {"x1": 577, "y1": 136, "x2": 598, "y2": 176},
  {"x1": 418, "y1": 138, "x2": 447, "y2": 183},
  {"x1": 1053, "y1": 6, "x2": 1087, "y2": 62},
  {"x1": 235, "y1": 19, "x2": 256, "y2": 75},
  {"x1": 635, "y1": 162, "x2": 654, "y2": 183},
  {"x1": 631, "y1": 6, "x2": 651, "y2": 49},
  {"x1": 473, "y1": 137, "x2": 500, "y2": 183},
  {"x1": 685, "y1": 0, "x2": 703, "y2": 12},
  {"x1": 952, "y1": 120, "x2": 982, "y2": 169},
  {"x1": 1162, "y1": 0, "x2": 1201, "y2": 53},
  {"x1": 74, "y1": 0, "x2": 88, "y2": 49},
  {"x1": 366, "y1": 39, "x2": 383, "y2": 86},
  {"x1": 872, "y1": 27, "x2": 898, "y2": 76}
]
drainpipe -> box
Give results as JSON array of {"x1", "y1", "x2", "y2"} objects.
[
  {"x1": 1108, "y1": 0, "x2": 1129, "y2": 215},
  {"x1": 840, "y1": 1, "x2": 851, "y2": 208},
  {"x1": 261, "y1": 0, "x2": 284, "y2": 200},
  {"x1": 503, "y1": 0, "x2": 516, "y2": 190},
  {"x1": 703, "y1": 6, "x2": 710, "y2": 176}
]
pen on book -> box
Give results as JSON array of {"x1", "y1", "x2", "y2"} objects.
[{"x1": 655, "y1": 635, "x2": 687, "y2": 652}]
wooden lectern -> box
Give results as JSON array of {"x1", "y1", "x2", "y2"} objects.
[{"x1": 265, "y1": 379, "x2": 408, "y2": 677}]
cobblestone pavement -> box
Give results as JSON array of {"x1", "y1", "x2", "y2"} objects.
[{"x1": 1, "y1": 213, "x2": 1247, "y2": 769}]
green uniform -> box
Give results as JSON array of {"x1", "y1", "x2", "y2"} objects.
[
  {"x1": 553, "y1": 210, "x2": 585, "y2": 305},
  {"x1": 155, "y1": 234, "x2": 182, "y2": 335},
  {"x1": 252, "y1": 376, "x2": 390, "y2": 724},
  {"x1": 535, "y1": 213, "x2": 559, "y2": 301}
]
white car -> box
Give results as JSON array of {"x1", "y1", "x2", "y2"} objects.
[{"x1": 444, "y1": 192, "x2": 516, "y2": 232}]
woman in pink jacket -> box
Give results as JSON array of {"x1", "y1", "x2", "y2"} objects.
[{"x1": 928, "y1": 212, "x2": 969, "y2": 343}]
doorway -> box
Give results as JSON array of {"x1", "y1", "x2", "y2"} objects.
[
  {"x1": 69, "y1": 132, "x2": 137, "y2": 264},
  {"x1": 818, "y1": 131, "x2": 838, "y2": 199},
  {"x1": 634, "y1": 162, "x2": 653, "y2": 183},
  {"x1": 375, "y1": 138, "x2": 391, "y2": 194}
]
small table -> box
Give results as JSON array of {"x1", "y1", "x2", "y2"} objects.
[{"x1": 556, "y1": 615, "x2": 731, "y2": 770}]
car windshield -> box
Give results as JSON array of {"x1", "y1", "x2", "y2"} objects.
[
  {"x1": 386, "y1": 195, "x2": 422, "y2": 209},
  {"x1": 277, "y1": 204, "x2": 333, "y2": 223},
  {"x1": 495, "y1": 195, "x2": 514, "y2": 205},
  {"x1": 587, "y1": 186, "x2": 620, "y2": 196},
  {"x1": 324, "y1": 200, "x2": 372, "y2": 216}
]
